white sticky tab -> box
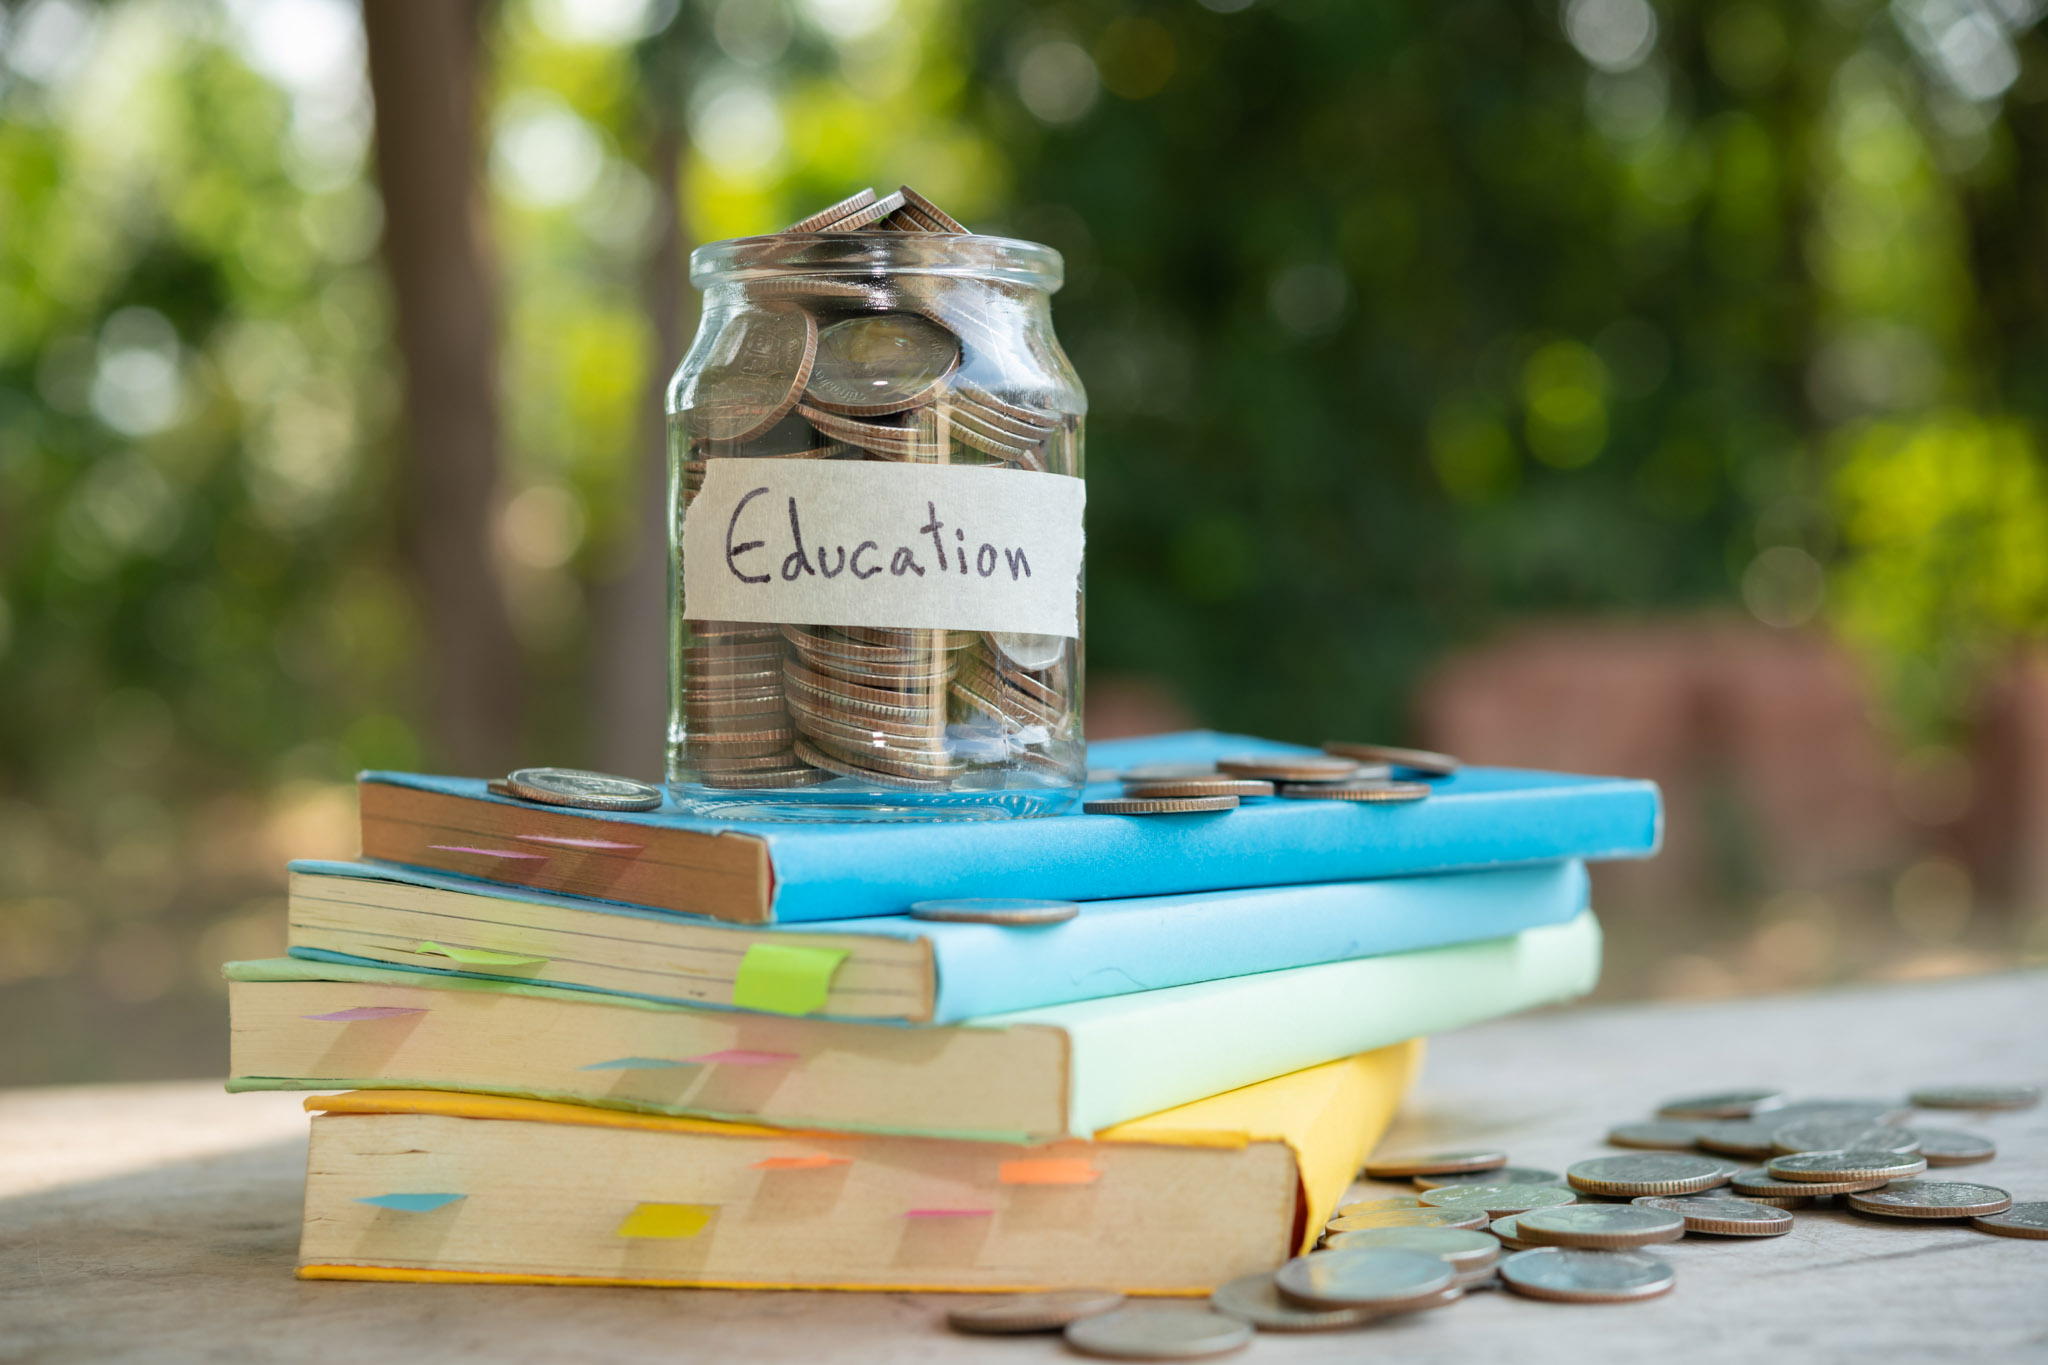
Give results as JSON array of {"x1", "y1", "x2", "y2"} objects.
[{"x1": 681, "y1": 459, "x2": 1085, "y2": 636}]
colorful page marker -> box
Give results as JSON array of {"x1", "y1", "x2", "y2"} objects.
[
  {"x1": 614, "y1": 1202, "x2": 716, "y2": 1239},
  {"x1": 751, "y1": 1154, "x2": 850, "y2": 1171},
  {"x1": 579, "y1": 1057, "x2": 689, "y2": 1071},
  {"x1": 903, "y1": 1208, "x2": 994, "y2": 1218},
  {"x1": 683, "y1": 1049, "x2": 797, "y2": 1067},
  {"x1": 514, "y1": 834, "x2": 644, "y2": 852},
  {"x1": 999, "y1": 1158, "x2": 1100, "y2": 1186},
  {"x1": 413, "y1": 941, "x2": 549, "y2": 967},
  {"x1": 730, "y1": 943, "x2": 849, "y2": 1016},
  {"x1": 358, "y1": 1193, "x2": 465, "y2": 1212},
  {"x1": 426, "y1": 845, "x2": 548, "y2": 861},
  {"x1": 301, "y1": 1006, "x2": 427, "y2": 1022}
]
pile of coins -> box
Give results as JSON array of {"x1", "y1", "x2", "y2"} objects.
[
  {"x1": 1083, "y1": 741, "x2": 1457, "y2": 816},
  {"x1": 937, "y1": 1080, "x2": 2041, "y2": 1356},
  {"x1": 674, "y1": 186, "x2": 1083, "y2": 795}
]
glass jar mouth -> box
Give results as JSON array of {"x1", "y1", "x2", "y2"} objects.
[{"x1": 690, "y1": 232, "x2": 1064, "y2": 292}]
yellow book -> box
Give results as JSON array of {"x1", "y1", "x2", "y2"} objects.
[{"x1": 297, "y1": 1039, "x2": 1421, "y2": 1295}]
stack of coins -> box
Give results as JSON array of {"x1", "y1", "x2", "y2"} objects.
[
  {"x1": 1087, "y1": 740, "x2": 1456, "y2": 815},
  {"x1": 672, "y1": 186, "x2": 1083, "y2": 796}
]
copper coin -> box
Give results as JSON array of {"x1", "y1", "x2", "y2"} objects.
[
  {"x1": 1321, "y1": 741, "x2": 1460, "y2": 776},
  {"x1": 1083, "y1": 796, "x2": 1238, "y2": 816}
]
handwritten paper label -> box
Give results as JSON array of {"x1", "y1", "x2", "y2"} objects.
[{"x1": 681, "y1": 460, "x2": 1084, "y2": 636}]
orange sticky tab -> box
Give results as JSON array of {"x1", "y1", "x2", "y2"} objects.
[
  {"x1": 998, "y1": 1158, "x2": 1100, "y2": 1186},
  {"x1": 613, "y1": 1203, "x2": 716, "y2": 1239},
  {"x1": 751, "y1": 1154, "x2": 850, "y2": 1171}
]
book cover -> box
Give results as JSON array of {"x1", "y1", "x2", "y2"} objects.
[{"x1": 359, "y1": 730, "x2": 1660, "y2": 924}]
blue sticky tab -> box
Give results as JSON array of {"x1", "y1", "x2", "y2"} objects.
[
  {"x1": 579, "y1": 1057, "x2": 690, "y2": 1071},
  {"x1": 358, "y1": 1192, "x2": 466, "y2": 1212}
]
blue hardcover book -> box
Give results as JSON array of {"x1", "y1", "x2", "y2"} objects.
[
  {"x1": 357, "y1": 730, "x2": 1661, "y2": 924},
  {"x1": 284, "y1": 856, "x2": 1589, "y2": 1023}
]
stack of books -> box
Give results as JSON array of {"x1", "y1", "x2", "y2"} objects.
[{"x1": 224, "y1": 730, "x2": 1659, "y2": 1293}]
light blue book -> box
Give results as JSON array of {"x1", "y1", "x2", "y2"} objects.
[
  {"x1": 285, "y1": 856, "x2": 1589, "y2": 1023},
  {"x1": 357, "y1": 730, "x2": 1661, "y2": 924}
]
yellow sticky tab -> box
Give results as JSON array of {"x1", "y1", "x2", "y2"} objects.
[
  {"x1": 614, "y1": 1203, "x2": 716, "y2": 1239},
  {"x1": 415, "y1": 941, "x2": 548, "y2": 967},
  {"x1": 731, "y1": 943, "x2": 849, "y2": 1016}
]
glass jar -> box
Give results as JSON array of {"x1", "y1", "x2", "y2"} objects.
[{"x1": 666, "y1": 231, "x2": 1086, "y2": 820}]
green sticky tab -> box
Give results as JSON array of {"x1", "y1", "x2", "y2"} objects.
[
  {"x1": 731, "y1": 943, "x2": 849, "y2": 1016},
  {"x1": 414, "y1": 941, "x2": 549, "y2": 967}
]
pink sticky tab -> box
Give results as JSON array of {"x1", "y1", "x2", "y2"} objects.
[
  {"x1": 514, "y1": 834, "x2": 644, "y2": 852},
  {"x1": 684, "y1": 1049, "x2": 797, "y2": 1067},
  {"x1": 302, "y1": 1006, "x2": 427, "y2": 1022},
  {"x1": 752, "y1": 1154, "x2": 851, "y2": 1171},
  {"x1": 904, "y1": 1208, "x2": 994, "y2": 1219},
  {"x1": 429, "y1": 845, "x2": 548, "y2": 861}
]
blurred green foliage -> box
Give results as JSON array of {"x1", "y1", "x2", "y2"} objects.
[{"x1": 4, "y1": 0, "x2": 2048, "y2": 1078}]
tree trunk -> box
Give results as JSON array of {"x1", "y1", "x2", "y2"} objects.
[
  {"x1": 360, "y1": 0, "x2": 522, "y2": 775},
  {"x1": 590, "y1": 120, "x2": 689, "y2": 780}
]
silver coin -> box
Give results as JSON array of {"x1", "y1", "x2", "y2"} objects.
[
  {"x1": 1607, "y1": 1121, "x2": 1705, "y2": 1151},
  {"x1": 1489, "y1": 1215, "x2": 1533, "y2": 1249},
  {"x1": 1319, "y1": 740, "x2": 1460, "y2": 776},
  {"x1": 1656, "y1": 1089, "x2": 1786, "y2": 1120},
  {"x1": 681, "y1": 301, "x2": 817, "y2": 442},
  {"x1": 1207, "y1": 1273, "x2": 1378, "y2": 1332},
  {"x1": 1771, "y1": 1120, "x2": 1920, "y2": 1156},
  {"x1": 1063, "y1": 1308, "x2": 1253, "y2": 1359},
  {"x1": 1419, "y1": 1183, "x2": 1577, "y2": 1217},
  {"x1": 1117, "y1": 763, "x2": 1218, "y2": 782},
  {"x1": 1415, "y1": 1165, "x2": 1563, "y2": 1190},
  {"x1": 1276, "y1": 779, "x2": 1432, "y2": 803},
  {"x1": 805, "y1": 314, "x2": 961, "y2": 416},
  {"x1": 1690, "y1": 1119, "x2": 1781, "y2": 1159},
  {"x1": 1766, "y1": 1149, "x2": 1929, "y2": 1183},
  {"x1": 504, "y1": 767, "x2": 664, "y2": 811},
  {"x1": 816, "y1": 188, "x2": 906, "y2": 232},
  {"x1": 782, "y1": 188, "x2": 878, "y2": 234},
  {"x1": 896, "y1": 184, "x2": 969, "y2": 233},
  {"x1": 1766, "y1": 1099, "x2": 1912, "y2": 1126},
  {"x1": 1909, "y1": 1084, "x2": 2041, "y2": 1112},
  {"x1": 1320, "y1": 1226, "x2": 1500, "y2": 1270},
  {"x1": 1364, "y1": 1150, "x2": 1509, "y2": 1178},
  {"x1": 1632, "y1": 1195, "x2": 1795, "y2": 1236},
  {"x1": 1729, "y1": 1165, "x2": 1883, "y2": 1197},
  {"x1": 1972, "y1": 1201, "x2": 2048, "y2": 1238},
  {"x1": 1516, "y1": 1204, "x2": 1685, "y2": 1249},
  {"x1": 1911, "y1": 1127, "x2": 1996, "y2": 1166},
  {"x1": 989, "y1": 630, "x2": 1067, "y2": 671},
  {"x1": 1334, "y1": 1196, "x2": 1425, "y2": 1216},
  {"x1": 1273, "y1": 1248, "x2": 1455, "y2": 1309},
  {"x1": 1325, "y1": 1207, "x2": 1488, "y2": 1232},
  {"x1": 1567, "y1": 1153, "x2": 1729, "y2": 1197},
  {"x1": 1499, "y1": 1248, "x2": 1675, "y2": 1304},
  {"x1": 1845, "y1": 1180, "x2": 2013, "y2": 1220},
  {"x1": 908, "y1": 898, "x2": 1079, "y2": 925},
  {"x1": 948, "y1": 1289, "x2": 1125, "y2": 1334}
]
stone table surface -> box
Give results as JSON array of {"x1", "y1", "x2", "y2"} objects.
[{"x1": 4, "y1": 970, "x2": 2044, "y2": 1364}]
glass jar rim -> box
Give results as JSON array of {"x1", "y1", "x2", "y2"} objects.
[{"x1": 690, "y1": 232, "x2": 1064, "y2": 292}]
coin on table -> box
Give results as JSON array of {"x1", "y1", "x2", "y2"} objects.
[
  {"x1": 1363, "y1": 1150, "x2": 1509, "y2": 1179},
  {"x1": 1415, "y1": 1165, "x2": 1563, "y2": 1190},
  {"x1": 1516, "y1": 1204, "x2": 1685, "y2": 1249},
  {"x1": 1320, "y1": 1226, "x2": 1500, "y2": 1270},
  {"x1": 1083, "y1": 796, "x2": 1238, "y2": 816},
  {"x1": 1971, "y1": 1202, "x2": 2048, "y2": 1239},
  {"x1": 1326, "y1": 1208, "x2": 1487, "y2": 1233},
  {"x1": 1122, "y1": 779, "x2": 1276, "y2": 799},
  {"x1": 1730, "y1": 1165, "x2": 1883, "y2": 1197},
  {"x1": 1334, "y1": 1196, "x2": 1425, "y2": 1216},
  {"x1": 908, "y1": 898, "x2": 1080, "y2": 925},
  {"x1": 1488, "y1": 1215, "x2": 1532, "y2": 1249},
  {"x1": 1691, "y1": 1120, "x2": 1781, "y2": 1159},
  {"x1": 1498, "y1": 1248, "x2": 1675, "y2": 1304},
  {"x1": 680, "y1": 301, "x2": 818, "y2": 442},
  {"x1": 806, "y1": 314, "x2": 961, "y2": 416},
  {"x1": 1216, "y1": 755, "x2": 1359, "y2": 783},
  {"x1": 1277, "y1": 780, "x2": 1432, "y2": 803},
  {"x1": 1656, "y1": 1088, "x2": 1786, "y2": 1120},
  {"x1": 1063, "y1": 1308, "x2": 1253, "y2": 1359},
  {"x1": 1911, "y1": 1128, "x2": 1996, "y2": 1166},
  {"x1": 1766, "y1": 1150, "x2": 1929, "y2": 1183},
  {"x1": 1320, "y1": 741, "x2": 1460, "y2": 776},
  {"x1": 1767, "y1": 1099, "x2": 1912, "y2": 1126},
  {"x1": 1273, "y1": 1248, "x2": 1456, "y2": 1309},
  {"x1": 1632, "y1": 1195, "x2": 1795, "y2": 1236},
  {"x1": 1908, "y1": 1083, "x2": 2041, "y2": 1111},
  {"x1": 948, "y1": 1289, "x2": 1125, "y2": 1334},
  {"x1": 1567, "y1": 1153, "x2": 1730, "y2": 1198},
  {"x1": 504, "y1": 767, "x2": 664, "y2": 812},
  {"x1": 1206, "y1": 1273, "x2": 1378, "y2": 1332},
  {"x1": 1729, "y1": 1192, "x2": 1814, "y2": 1208},
  {"x1": 1117, "y1": 763, "x2": 1218, "y2": 782},
  {"x1": 1770, "y1": 1120, "x2": 1920, "y2": 1156},
  {"x1": 782, "y1": 188, "x2": 878, "y2": 233},
  {"x1": 1420, "y1": 1183, "x2": 1577, "y2": 1218},
  {"x1": 1845, "y1": 1181, "x2": 2013, "y2": 1220},
  {"x1": 1607, "y1": 1121, "x2": 1706, "y2": 1151}
]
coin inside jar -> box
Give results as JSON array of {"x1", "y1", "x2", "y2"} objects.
[
  {"x1": 805, "y1": 314, "x2": 961, "y2": 416},
  {"x1": 947, "y1": 1289, "x2": 1125, "y2": 1334},
  {"x1": 680, "y1": 301, "x2": 817, "y2": 441},
  {"x1": 907, "y1": 898, "x2": 1080, "y2": 925}
]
